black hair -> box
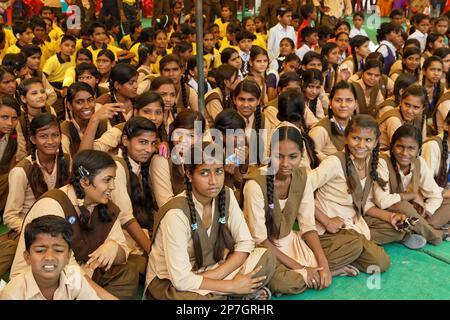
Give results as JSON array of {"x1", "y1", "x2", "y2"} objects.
[
  {"x1": 435, "y1": 112, "x2": 450, "y2": 187},
  {"x1": 17, "y1": 77, "x2": 46, "y2": 154},
  {"x1": 109, "y1": 63, "x2": 138, "y2": 124},
  {"x1": 400, "y1": 83, "x2": 427, "y2": 132},
  {"x1": 335, "y1": 19, "x2": 351, "y2": 33},
  {"x1": 137, "y1": 42, "x2": 157, "y2": 68},
  {"x1": 30, "y1": 113, "x2": 69, "y2": 198},
  {"x1": 277, "y1": 5, "x2": 292, "y2": 17},
  {"x1": 89, "y1": 21, "x2": 106, "y2": 36},
  {"x1": 318, "y1": 25, "x2": 334, "y2": 41},
  {"x1": 300, "y1": 68, "x2": 323, "y2": 116},
  {"x1": 329, "y1": 81, "x2": 357, "y2": 136},
  {"x1": 2, "y1": 53, "x2": 27, "y2": 76},
  {"x1": 21, "y1": 44, "x2": 42, "y2": 59},
  {"x1": 422, "y1": 56, "x2": 443, "y2": 132},
  {"x1": 362, "y1": 58, "x2": 382, "y2": 75},
  {"x1": 350, "y1": 35, "x2": 370, "y2": 73},
  {"x1": 214, "y1": 108, "x2": 246, "y2": 134},
  {"x1": 301, "y1": 26, "x2": 318, "y2": 42},
  {"x1": 70, "y1": 150, "x2": 116, "y2": 231},
  {"x1": 426, "y1": 33, "x2": 444, "y2": 53},
  {"x1": 376, "y1": 22, "x2": 402, "y2": 43},
  {"x1": 401, "y1": 46, "x2": 421, "y2": 78},
  {"x1": 390, "y1": 9, "x2": 404, "y2": 19},
  {"x1": 183, "y1": 142, "x2": 234, "y2": 270},
  {"x1": 236, "y1": 30, "x2": 256, "y2": 43},
  {"x1": 300, "y1": 3, "x2": 315, "y2": 19},
  {"x1": 24, "y1": 215, "x2": 73, "y2": 252},
  {"x1": 393, "y1": 74, "x2": 418, "y2": 105},
  {"x1": 278, "y1": 71, "x2": 301, "y2": 90},
  {"x1": 214, "y1": 64, "x2": 238, "y2": 110},
  {"x1": 265, "y1": 126, "x2": 304, "y2": 240},
  {"x1": 97, "y1": 49, "x2": 115, "y2": 63},
  {"x1": 12, "y1": 21, "x2": 30, "y2": 37},
  {"x1": 277, "y1": 89, "x2": 319, "y2": 168},
  {"x1": 404, "y1": 38, "x2": 421, "y2": 50},
  {"x1": 353, "y1": 11, "x2": 365, "y2": 20},
  {"x1": 60, "y1": 35, "x2": 76, "y2": 46},
  {"x1": 0, "y1": 96, "x2": 20, "y2": 174},
  {"x1": 413, "y1": 13, "x2": 430, "y2": 25},
  {"x1": 220, "y1": 47, "x2": 239, "y2": 64},
  {"x1": 75, "y1": 62, "x2": 100, "y2": 81},
  {"x1": 76, "y1": 48, "x2": 93, "y2": 62},
  {"x1": 302, "y1": 51, "x2": 322, "y2": 67},
  {"x1": 343, "y1": 114, "x2": 386, "y2": 194},
  {"x1": 121, "y1": 117, "x2": 157, "y2": 229},
  {"x1": 160, "y1": 54, "x2": 189, "y2": 111}
]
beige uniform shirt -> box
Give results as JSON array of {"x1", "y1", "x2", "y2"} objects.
[
  {"x1": 323, "y1": 0, "x2": 352, "y2": 18},
  {"x1": 16, "y1": 107, "x2": 57, "y2": 162},
  {"x1": 352, "y1": 78, "x2": 385, "y2": 115},
  {"x1": 10, "y1": 184, "x2": 130, "y2": 279},
  {"x1": 145, "y1": 191, "x2": 255, "y2": 294},
  {"x1": 205, "y1": 88, "x2": 223, "y2": 128},
  {"x1": 422, "y1": 134, "x2": 450, "y2": 178},
  {"x1": 373, "y1": 156, "x2": 444, "y2": 216},
  {"x1": 239, "y1": 112, "x2": 273, "y2": 163},
  {"x1": 243, "y1": 169, "x2": 317, "y2": 279},
  {"x1": 379, "y1": 113, "x2": 427, "y2": 150},
  {"x1": 113, "y1": 156, "x2": 150, "y2": 254},
  {"x1": 308, "y1": 155, "x2": 374, "y2": 240},
  {"x1": 3, "y1": 155, "x2": 58, "y2": 233},
  {"x1": 309, "y1": 119, "x2": 343, "y2": 161},
  {"x1": 149, "y1": 154, "x2": 175, "y2": 208},
  {"x1": 436, "y1": 97, "x2": 450, "y2": 134},
  {"x1": 0, "y1": 265, "x2": 100, "y2": 300}
]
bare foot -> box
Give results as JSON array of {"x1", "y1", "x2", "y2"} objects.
[{"x1": 331, "y1": 265, "x2": 360, "y2": 277}]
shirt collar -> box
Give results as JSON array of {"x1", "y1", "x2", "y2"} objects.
[
  {"x1": 56, "y1": 52, "x2": 70, "y2": 64},
  {"x1": 24, "y1": 267, "x2": 45, "y2": 300},
  {"x1": 91, "y1": 43, "x2": 107, "y2": 51}
]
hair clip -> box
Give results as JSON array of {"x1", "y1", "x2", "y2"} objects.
[
  {"x1": 68, "y1": 216, "x2": 77, "y2": 225},
  {"x1": 78, "y1": 165, "x2": 90, "y2": 178},
  {"x1": 268, "y1": 203, "x2": 275, "y2": 209},
  {"x1": 191, "y1": 223, "x2": 198, "y2": 231},
  {"x1": 218, "y1": 216, "x2": 227, "y2": 224},
  {"x1": 76, "y1": 198, "x2": 84, "y2": 207}
]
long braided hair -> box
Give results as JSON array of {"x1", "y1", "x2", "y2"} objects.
[
  {"x1": 0, "y1": 96, "x2": 20, "y2": 174},
  {"x1": 70, "y1": 150, "x2": 116, "y2": 231},
  {"x1": 18, "y1": 77, "x2": 48, "y2": 155},
  {"x1": 434, "y1": 47, "x2": 450, "y2": 89},
  {"x1": 393, "y1": 74, "x2": 417, "y2": 106},
  {"x1": 265, "y1": 126, "x2": 304, "y2": 241},
  {"x1": 343, "y1": 114, "x2": 387, "y2": 194},
  {"x1": 435, "y1": 112, "x2": 450, "y2": 187},
  {"x1": 350, "y1": 35, "x2": 370, "y2": 73},
  {"x1": 213, "y1": 64, "x2": 238, "y2": 110},
  {"x1": 184, "y1": 142, "x2": 234, "y2": 270},
  {"x1": 121, "y1": 117, "x2": 157, "y2": 230},
  {"x1": 109, "y1": 63, "x2": 138, "y2": 126},
  {"x1": 277, "y1": 88, "x2": 320, "y2": 169},
  {"x1": 29, "y1": 113, "x2": 69, "y2": 198},
  {"x1": 389, "y1": 125, "x2": 423, "y2": 192}
]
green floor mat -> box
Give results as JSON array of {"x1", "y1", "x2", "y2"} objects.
[
  {"x1": 0, "y1": 223, "x2": 8, "y2": 236},
  {"x1": 273, "y1": 243, "x2": 450, "y2": 300},
  {"x1": 420, "y1": 241, "x2": 450, "y2": 264}
]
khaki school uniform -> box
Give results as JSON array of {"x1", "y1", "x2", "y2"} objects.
[
  {"x1": 239, "y1": 111, "x2": 272, "y2": 162},
  {"x1": 15, "y1": 107, "x2": 57, "y2": 161},
  {"x1": 10, "y1": 184, "x2": 130, "y2": 279},
  {"x1": 149, "y1": 154, "x2": 178, "y2": 208},
  {"x1": 422, "y1": 134, "x2": 450, "y2": 178},
  {"x1": 204, "y1": 88, "x2": 224, "y2": 128},
  {"x1": 113, "y1": 155, "x2": 150, "y2": 256},
  {"x1": 0, "y1": 264, "x2": 100, "y2": 300},
  {"x1": 145, "y1": 190, "x2": 268, "y2": 297},
  {"x1": 435, "y1": 91, "x2": 450, "y2": 134},
  {"x1": 372, "y1": 155, "x2": 448, "y2": 244},
  {"x1": 309, "y1": 117, "x2": 345, "y2": 161},
  {"x1": 243, "y1": 167, "x2": 318, "y2": 282},
  {"x1": 351, "y1": 78, "x2": 385, "y2": 117},
  {"x1": 308, "y1": 153, "x2": 391, "y2": 273},
  {"x1": 92, "y1": 124, "x2": 127, "y2": 153},
  {"x1": 3, "y1": 155, "x2": 58, "y2": 233},
  {"x1": 137, "y1": 65, "x2": 157, "y2": 95},
  {"x1": 379, "y1": 109, "x2": 427, "y2": 150}
]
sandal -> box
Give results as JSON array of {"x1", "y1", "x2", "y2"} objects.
[{"x1": 243, "y1": 286, "x2": 272, "y2": 300}]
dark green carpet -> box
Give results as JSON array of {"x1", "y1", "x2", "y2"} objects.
[{"x1": 273, "y1": 242, "x2": 450, "y2": 300}]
